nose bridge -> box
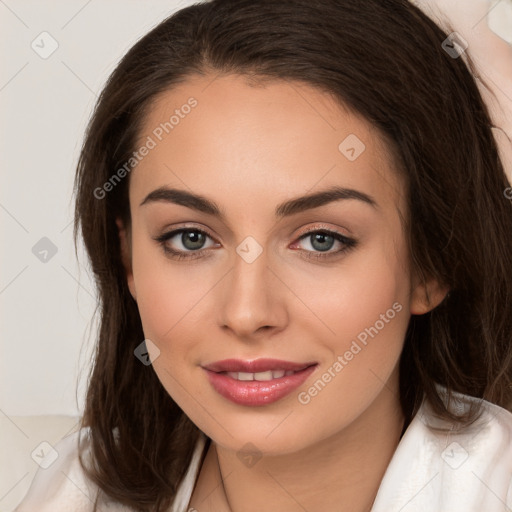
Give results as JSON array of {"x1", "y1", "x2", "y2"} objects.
[
  {"x1": 231, "y1": 234, "x2": 271, "y2": 309},
  {"x1": 219, "y1": 234, "x2": 283, "y2": 335}
]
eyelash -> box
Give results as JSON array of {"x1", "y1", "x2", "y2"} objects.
[{"x1": 153, "y1": 225, "x2": 358, "y2": 262}]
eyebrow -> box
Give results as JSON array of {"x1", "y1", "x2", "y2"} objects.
[{"x1": 139, "y1": 185, "x2": 378, "y2": 219}]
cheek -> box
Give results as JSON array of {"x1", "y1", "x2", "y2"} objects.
[
  {"x1": 130, "y1": 229, "x2": 210, "y2": 341},
  {"x1": 290, "y1": 234, "x2": 410, "y2": 346},
  {"x1": 131, "y1": 251, "x2": 210, "y2": 407}
]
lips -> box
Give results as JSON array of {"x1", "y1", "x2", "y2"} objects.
[
  {"x1": 201, "y1": 358, "x2": 319, "y2": 406},
  {"x1": 202, "y1": 358, "x2": 317, "y2": 373}
]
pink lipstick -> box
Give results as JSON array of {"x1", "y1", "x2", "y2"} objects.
[{"x1": 202, "y1": 358, "x2": 318, "y2": 406}]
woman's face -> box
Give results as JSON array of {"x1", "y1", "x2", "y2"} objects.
[{"x1": 118, "y1": 73, "x2": 443, "y2": 454}]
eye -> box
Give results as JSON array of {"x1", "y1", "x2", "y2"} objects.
[
  {"x1": 154, "y1": 227, "x2": 218, "y2": 260},
  {"x1": 291, "y1": 226, "x2": 357, "y2": 260}
]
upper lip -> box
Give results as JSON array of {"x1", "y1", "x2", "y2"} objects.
[{"x1": 202, "y1": 358, "x2": 318, "y2": 373}]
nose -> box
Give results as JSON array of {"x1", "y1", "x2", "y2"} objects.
[{"x1": 217, "y1": 243, "x2": 287, "y2": 341}]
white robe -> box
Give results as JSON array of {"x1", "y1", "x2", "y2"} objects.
[{"x1": 14, "y1": 391, "x2": 512, "y2": 512}]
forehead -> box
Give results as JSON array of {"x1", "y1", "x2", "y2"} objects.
[{"x1": 130, "y1": 73, "x2": 404, "y2": 215}]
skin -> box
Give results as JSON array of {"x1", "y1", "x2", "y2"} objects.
[{"x1": 116, "y1": 73, "x2": 448, "y2": 512}]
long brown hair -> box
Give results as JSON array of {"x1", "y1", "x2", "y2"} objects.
[{"x1": 73, "y1": 0, "x2": 512, "y2": 509}]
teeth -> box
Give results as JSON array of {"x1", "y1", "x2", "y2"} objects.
[{"x1": 225, "y1": 369, "x2": 296, "y2": 381}]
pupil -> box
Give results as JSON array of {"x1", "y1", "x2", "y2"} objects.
[
  {"x1": 311, "y1": 233, "x2": 334, "y2": 252},
  {"x1": 183, "y1": 231, "x2": 205, "y2": 250}
]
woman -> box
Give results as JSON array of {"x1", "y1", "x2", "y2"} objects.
[{"x1": 15, "y1": 0, "x2": 512, "y2": 510}]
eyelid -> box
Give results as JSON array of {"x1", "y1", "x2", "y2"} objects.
[
  {"x1": 295, "y1": 223, "x2": 351, "y2": 239},
  {"x1": 156, "y1": 222, "x2": 217, "y2": 238}
]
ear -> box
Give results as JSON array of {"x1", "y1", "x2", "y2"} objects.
[
  {"x1": 409, "y1": 273, "x2": 449, "y2": 315},
  {"x1": 115, "y1": 217, "x2": 137, "y2": 301}
]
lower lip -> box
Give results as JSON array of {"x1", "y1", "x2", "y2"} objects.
[{"x1": 203, "y1": 365, "x2": 318, "y2": 406}]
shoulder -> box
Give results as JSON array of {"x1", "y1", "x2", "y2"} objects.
[
  {"x1": 420, "y1": 391, "x2": 512, "y2": 463},
  {"x1": 422, "y1": 394, "x2": 512, "y2": 510},
  {"x1": 445, "y1": 395, "x2": 512, "y2": 507},
  {"x1": 372, "y1": 391, "x2": 512, "y2": 511},
  {"x1": 14, "y1": 427, "x2": 129, "y2": 512},
  {"x1": 15, "y1": 427, "x2": 208, "y2": 512},
  {"x1": 419, "y1": 393, "x2": 512, "y2": 508}
]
